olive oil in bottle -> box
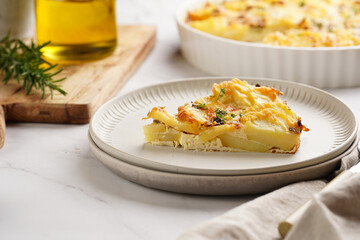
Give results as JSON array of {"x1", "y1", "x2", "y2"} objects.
[{"x1": 35, "y1": 0, "x2": 117, "y2": 64}]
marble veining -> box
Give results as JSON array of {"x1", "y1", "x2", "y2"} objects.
[{"x1": 0, "y1": 160, "x2": 109, "y2": 204}]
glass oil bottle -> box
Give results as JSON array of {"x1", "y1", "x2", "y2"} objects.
[{"x1": 35, "y1": 0, "x2": 117, "y2": 64}]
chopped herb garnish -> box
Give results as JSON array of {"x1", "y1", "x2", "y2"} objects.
[
  {"x1": 299, "y1": 1, "x2": 305, "y2": 7},
  {"x1": 239, "y1": 113, "x2": 243, "y2": 117},
  {"x1": 194, "y1": 102, "x2": 207, "y2": 110},
  {"x1": 215, "y1": 108, "x2": 227, "y2": 119},
  {"x1": 219, "y1": 88, "x2": 226, "y2": 98},
  {"x1": 231, "y1": 113, "x2": 236, "y2": 118},
  {"x1": 213, "y1": 108, "x2": 228, "y2": 125},
  {"x1": 212, "y1": 88, "x2": 226, "y2": 102},
  {"x1": 210, "y1": 88, "x2": 227, "y2": 102},
  {"x1": 311, "y1": 19, "x2": 323, "y2": 29}
]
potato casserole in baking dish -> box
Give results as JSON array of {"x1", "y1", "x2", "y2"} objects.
[{"x1": 187, "y1": 0, "x2": 360, "y2": 47}]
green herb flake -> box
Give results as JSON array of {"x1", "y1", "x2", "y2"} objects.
[
  {"x1": 219, "y1": 88, "x2": 226, "y2": 98},
  {"x1": 311, "y1": 19, "x2": 323, "y2": 29},
  {"x1": 215, "y1": 108, "x2": 227, "y2": 119},
  {"x1": 299, "y1": 1, "x2": 305, "y2": 7},
  {"x1": 195, "y1": 103, "x2": 207, "y2": 110},
  {"x1": 230, "y1": 113, "x2": 236, "y2": 118},
  {"x1": 211, "y1": 88, "x2": 227, "y2": 102},
  {"x1": 239, "y1": 113, "x2": 243, "y2": 117}
]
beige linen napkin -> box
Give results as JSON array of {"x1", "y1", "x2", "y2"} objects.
[
  {"x1": 178, "y1": 147, "x2": 360, "y2": 240},
  {"x1": 285, "y1": 173, "x2": 360, "y2": 240}
]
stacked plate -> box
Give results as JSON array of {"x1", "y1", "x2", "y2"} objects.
[{"x1": 89, "y1": 77, "x2": 358, "y2": 195}]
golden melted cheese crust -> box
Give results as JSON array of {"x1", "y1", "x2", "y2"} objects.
[
  {"x1": 187, "y1": 0, "x2": 360, "y2": 47},
  {"x1": 143, "y1": 79, "x2": 309, "y2": 153}
]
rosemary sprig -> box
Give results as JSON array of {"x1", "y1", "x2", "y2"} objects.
[{"x1": 0, "y1": 33, "x2": 67, "y2": 98}]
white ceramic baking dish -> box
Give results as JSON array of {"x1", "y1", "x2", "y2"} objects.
[{"x1": 176, "y1": 0, "x2": 360, "y2": 88}]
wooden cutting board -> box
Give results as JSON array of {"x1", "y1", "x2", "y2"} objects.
[{"x1": 0, "y1": 25, "x2": 156, "y2": 148}]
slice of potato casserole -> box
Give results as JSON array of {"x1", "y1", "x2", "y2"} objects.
[{"x1": 143, "y1": 79, "x2": 309, "y2": 153}]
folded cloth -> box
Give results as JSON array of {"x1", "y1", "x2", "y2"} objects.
[
  {"x1": 178, "y1": 147, "x2": 359, "y2": 240},
  {"x1": 332, "y1": 146, "x2": 360, "y2": 177},
  {"x1": 285, "y1": 174, "x2": 360, "y2": 240}
]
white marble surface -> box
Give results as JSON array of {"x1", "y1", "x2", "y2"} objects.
[{"x1": 1, "y1": 0, "x2": 360, "y2": 239}]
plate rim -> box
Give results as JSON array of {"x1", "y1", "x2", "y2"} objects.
[
  {"x1": 88, "y1": 131, "x2": 358, "y2": 195},
  {"x1": 89, "y1": 76, "x2": 358, "y2": 176},
  {"x1": 89, "y1": 131, "x2": 358, "y2": 176}
]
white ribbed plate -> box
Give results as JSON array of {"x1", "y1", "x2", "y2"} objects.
[
  {"x1": 88, "y1": 132, "x2": 358, "y2": 195},
  {"x1": 89, "y1": 77, "x2": 357, "y2": 176}
]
